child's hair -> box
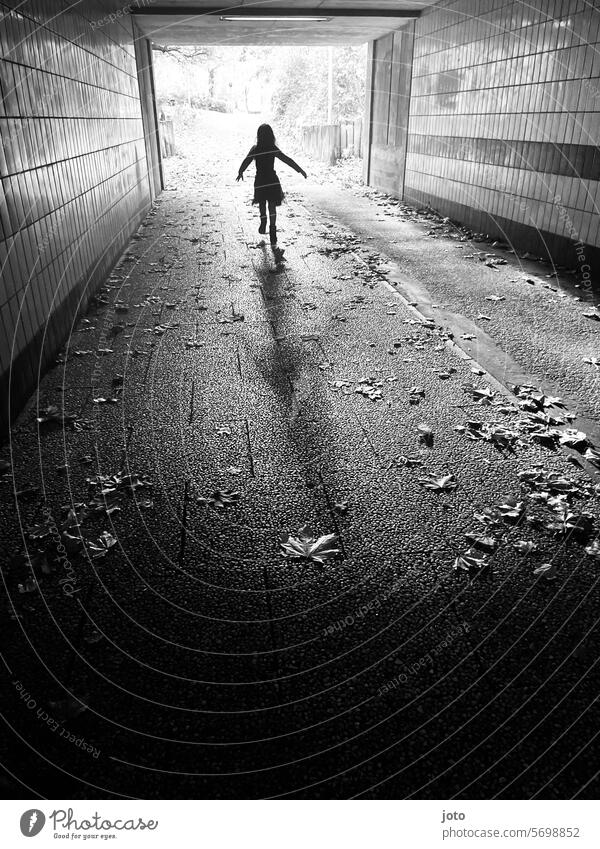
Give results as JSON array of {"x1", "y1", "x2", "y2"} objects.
[{"x1": 256, "y1": 123, "x2": 276, "y2": 151}]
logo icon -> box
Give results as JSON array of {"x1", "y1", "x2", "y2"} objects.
[{"x1": 19, "y1": 810, "x2": 46, "y2": 837}]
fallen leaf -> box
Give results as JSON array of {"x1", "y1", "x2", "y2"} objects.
[
  {"x1": 198, "y1": 489, "x2": 240, "y2": 509},
  {"x1": 533, "y1": 562, "x2": 557, "y2": 581},
  {"x1": 514, "y1": 540, "x2": 538, "y2": 555},
  {"x1": 559, "y1": 429, "x2": 588, "y2": 450},
  {"x1": 281, "y1": 525, "x2": 339, "y2": 565},
  {"x1": 87, "y1": 531, "x2": 117, "y2": 559},
  {"x1": 471, "y1": 386, "x2": 495, "y2": 404},
  {"x1": 497, "y1": 497, "x2": 523, "y2": 520},
  {"x1": 419, "y1": 473, "x2": 457, "y2": 492},
  {"x1": 465, "y1": 533, "x2": 497, "y2": 551},
  {"x1": 454, "y1": 550, "x2": 487, "y2": 571},
  {"x1": 585, "y1": 540, "x2": 600, "y2": 558},
  {"x1": 36, "y1": 405, "x2": 79, "y2": 426},
  {"x1": 584, "y1": 447, "x2": 600, "y2": 468}
]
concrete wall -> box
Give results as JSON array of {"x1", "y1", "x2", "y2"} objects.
[
  {"x1": 367, "y1": 0, "x2": 600, "y2": 275},
  {"x1": 364, "y1": 24, "x2": 414, "y2": 196},
  {"x1": 0, "y1": 1, "x2": 157, "y2": 433}
]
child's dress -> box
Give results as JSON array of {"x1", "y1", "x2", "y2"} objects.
[{"x1": 240, "y1": 146, "x2": 304, "y2": 207}]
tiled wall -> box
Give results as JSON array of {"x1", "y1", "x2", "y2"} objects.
[
  {"x1": 364, "y1": 24, "x2": 415, "y2": 195},
  {"x1": 0, "y1": 0, "x2": 155, "y2": 432},
  {"x1": 369, "y1": 0, "x2": 600, "y2": 274}
]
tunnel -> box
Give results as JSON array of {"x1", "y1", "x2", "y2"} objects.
[
  {"x1": 2, "y1": 0, "x2": 599, "y2": 430},
  {"x1": 1, "y1": 0, "x2": 600, "y2": 805}
]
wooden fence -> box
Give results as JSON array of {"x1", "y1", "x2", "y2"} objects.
[
  {"x1": 301, "y1": 120, "x2": 362, "y2": 164},
  {"x1": 159, "y1": 119, "x2": 176, "y2": 158}
]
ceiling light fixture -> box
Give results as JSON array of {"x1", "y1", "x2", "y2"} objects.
[{"x1": 219, "y1": 15, "x2": 332, "y2": 22}]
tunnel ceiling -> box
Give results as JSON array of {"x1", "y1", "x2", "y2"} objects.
[{"x1": 132, "y1": 1, "x2": 437, "y2": 46}]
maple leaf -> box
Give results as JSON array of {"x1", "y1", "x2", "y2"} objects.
[
  {"x1": 419, "y1": 473, "x2": 457, "y2": 492},
  {"x1": 87, "y1": 531, "x2": 117, "y2": 559},
  {"x1": 471, "y1": 386, "x2": 495, "y2": 404},
  {"x1": 547, "y1": 504, "x2": 593, "y2": 537},
  {"x1": 465, "y1": 533, "x2": 497, "y2": 551},
  {"x1": 559, "y1": 429, "x2": 588, "y2": 450},
  {"x1": 474, "y1": 507, "x2": 502, "y2": 527},
  {"x1": 497, "y1": 497, "x2": 523, "y2": 520},
  {"x1": 530, "y1": 429, "x2": 560, "y2": 448},
  {"x1": 280, "y1": 525, "x2": 339, "y2": 565},
  {"x1": 454, "y1": 549, "x2": 487, "y2": 571},
  {"x1": 489, "y1": 426, "x2": 518, "y2": 448},
  {"x1": 198, "y1": 489, "x2": 240, "y2": 509}
]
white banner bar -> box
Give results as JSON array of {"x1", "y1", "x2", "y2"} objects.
[{"x1": 1, "y1": 800, "x2": 599, "y2": 848}]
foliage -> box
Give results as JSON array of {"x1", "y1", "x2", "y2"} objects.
[
  {"x1": 153, "y1": 44, "x2": 366, "y2": 130},
  {"x1": 271, "y1": 46, "x2": 366, "y2": 132}
]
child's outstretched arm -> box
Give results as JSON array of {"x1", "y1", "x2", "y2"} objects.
[
  {"x1": 275, "y1": 149, "x2": 307, "y2": 179},
  {"x1": 236, "y1": 147, "x2": 255, "y2": 181}
]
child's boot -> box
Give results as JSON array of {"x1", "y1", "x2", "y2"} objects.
[
  {"x1": 258, "y1": 216, "x2": 267, "y2": 234},
  {"x1": 269, "y1": 226, "x2": 277, "y2": 245}
]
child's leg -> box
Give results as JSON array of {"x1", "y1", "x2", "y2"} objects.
[
  {"x1": 268, "y1": 200, "x2": 277, "y2": 244},
  {"x1": 258, "y1": 201, "x2": 267, "y2": 234}
]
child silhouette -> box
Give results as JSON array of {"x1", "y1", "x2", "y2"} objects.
[{"x1": 237, "y1": 124, "x2": 307, "y2": 245}]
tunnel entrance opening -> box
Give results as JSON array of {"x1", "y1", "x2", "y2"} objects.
[
  {"x1": 150, "y1": 44, "x2": 367, "y2": 194},
  {"x1": 130, "y1": 3, "x2": 424, "y2": 198}
]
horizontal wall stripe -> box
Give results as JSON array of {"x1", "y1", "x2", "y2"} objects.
[{"x1": 408, "y1": 135, "x2": 600, "y2": 180}]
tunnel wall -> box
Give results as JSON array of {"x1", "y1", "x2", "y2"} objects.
[
  {"x1": 364, "y1": 24, "x2": 415, "y2": 196},
  {"x1": 0, "y1": 1, "x2": 155, "y2": 433},
  {"x1": 368, "y1": 0, "x2": 600, "y2": 276}
]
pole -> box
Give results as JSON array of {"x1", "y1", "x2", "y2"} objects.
[{"x1": 327, "y1": 46, "x2": 333, "y2": 123}]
